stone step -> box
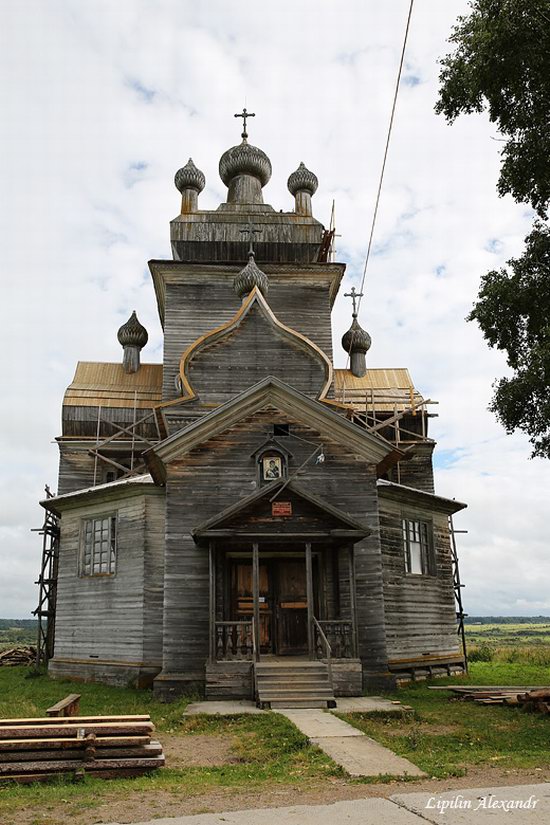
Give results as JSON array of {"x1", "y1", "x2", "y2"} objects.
[
  {"x1": 259, "y1": 686, "x2": 334, "y2": 696},
  {"x1": 269, "y1": 699, "x2": 332, "y2": 709}
]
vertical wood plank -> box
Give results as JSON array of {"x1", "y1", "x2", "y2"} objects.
[
  {"x1": 252, "y1": 542, "x2": 260, "y2": 660},
  {"x1": 305, "y1": 541, "x2": 314, "y2": 659},
  {"x1": 348, "y1": 544, "x2": 358, "y2": 658},
  {"x1": 209, "y1": 541, "x2": 216, "y2": 662}
]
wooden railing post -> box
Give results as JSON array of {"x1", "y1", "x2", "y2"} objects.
[
  {"x1": 252, "y1": 542, "x2": 261, "y2": 661},
  {"x1": 305, "y1": 541, "x2": 314, "y2": 659},
  {"x1": 348, "y1": 543, "x2": 358, "y2": 658},
  {"x1": 208, "y1": 541, "x2": 216, "y2": 662}
]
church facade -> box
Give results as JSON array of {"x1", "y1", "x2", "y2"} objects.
[{"x1": 41, "y1": 117, "x2": 466, "y2": 704}]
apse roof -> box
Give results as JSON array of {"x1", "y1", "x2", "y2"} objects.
[{"x1": 63, "y1": 361, "x2": 162, "y2": 409}]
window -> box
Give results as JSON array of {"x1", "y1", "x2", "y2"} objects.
[
  {"x1": 273, "y1": 423, "x2": 290, "y2": 437},
  {"x1": 81, "y1": 515, "x2": 117, "y2": 576},
  {"x1": 402, "y1": 518, "x2": 434, "y2": 575}
]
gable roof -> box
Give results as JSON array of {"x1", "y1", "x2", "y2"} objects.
[
  {"x1": 144, "y1": 376, "x2": 401, "y2": 484},
  {"x1": 193, "y1": 478, "x2": 370, "y2": 540},
  {"x1": 40, "y1": 474, "x2": 159, "y2": 516},
  {"x1": 377, "y1": 479, "x2": 467, "y2": 515}
]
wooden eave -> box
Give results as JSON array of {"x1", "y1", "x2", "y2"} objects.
[
  {"x1": 148, "y1": 260, "x2": 346, "y2": 328},
  {"x1": 143, "y1": 376, "x2": 400, "y2": 484},
  {"x1": 40, "y1": 475, "x2": 162, "y2": 517},
  {"x1": 192, "y1": 479, "x2": 370, "y2": 540},
  {"x1": 376, "y1": 479, "x2": 467, "y2": 515}
]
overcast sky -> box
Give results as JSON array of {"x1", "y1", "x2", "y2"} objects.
[{"x1": 1, "y1": 0, "x2": 549, "y2": 620}]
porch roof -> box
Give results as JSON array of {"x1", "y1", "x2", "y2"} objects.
[{"x1": 192, "y1": 478, "x2": 370, "y2": 541}]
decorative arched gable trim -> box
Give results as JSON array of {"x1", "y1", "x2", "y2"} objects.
[{"x1": 178, "y1": 286, "x2": 333, "y2": 401}]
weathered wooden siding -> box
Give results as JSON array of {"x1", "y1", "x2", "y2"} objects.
[
  {"x1": 395, "y1": 442, "x2": 435, "y2": 493},
  {"x1": 378, "y1": 495, "x2": 460, "y2": 661},
  {"x1": 157, "y1": 408, "x2": 392, "y2": 696},
  {"x1": 161, "y1": 272, "x2": 334, "y2": 401},
  {"x1": 49, "y1": 489, "x2": 165, "y2": 686},
  {"x1": 187, "y1": 303, "x2": 327, "y2": 404}
]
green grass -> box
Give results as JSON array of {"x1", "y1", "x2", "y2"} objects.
[
  {"x1": 465, "y1": 622, "x2": 550, "y2": 665},
  {"x1": 0, "y1": 667, "x2": 337, "y2": 820},
  {"x1": 340, "y1": 661, "x2": 550, "y2": 780}
]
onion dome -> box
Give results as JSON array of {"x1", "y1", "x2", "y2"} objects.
[
  {"x1": 342, "y1": 317, "x2": 371, "y2": 354},
  {"x1": 219, "y1": 141, "x2": 272, "y2": 188},
  {"x1": 117, "y1": 311, "x2": 148, "y2": 348},
  {"x1": 233, "y1": 252, "x2": 269, "y2": 300},
  {"x1": 287, "y1": 162, "x2": 318, "y2": 196},
  {"x1": 174, "y1": 158, "x2": 205, "y2": 194}
]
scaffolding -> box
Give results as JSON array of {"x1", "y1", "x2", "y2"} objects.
[
  {"x1": 449, "y1": 514, "x2": 468, "y2": 670},
  {"x1": 32, "y1": 485, "x2": 60, "y2": 667}
]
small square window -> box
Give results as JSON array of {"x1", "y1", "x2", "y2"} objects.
[
  {"x1": 402, "y1": 517, "x2": 434, "y2": 575},
  {"x1": 81, "y1": 514, "x2": 117, "y2": 576},
  {"x1": 273, "y1": 424, "x2": 290, "y2": 437}
]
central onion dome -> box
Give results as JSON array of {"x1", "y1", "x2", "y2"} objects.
[
  {"x1": 342, "y1": 315, "x2": 371, "y2": 379},
  {"x1": 219, "y1": 141, "x2": 272, "y2": 187},
  {"x1": 233, "y1": 252, "x2": 269, "y2": 300}
]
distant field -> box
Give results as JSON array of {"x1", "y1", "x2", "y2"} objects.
[
  {"x1": 465, "y1": 620, "x2": 550, "y2": 665},
  {"x1": 0, "y1": 619, "x2": 37, "y2": 651}
]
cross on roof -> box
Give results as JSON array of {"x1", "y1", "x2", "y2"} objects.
[
  {"x1": 240, "y1": 220, "x2": 263, "y2": 256},
  {"x1": 344, "y1": 286, "x2": 364, "y2": 317},
  {"x1": 234, "y1": 107, "x2": 255, "y2": 140}
]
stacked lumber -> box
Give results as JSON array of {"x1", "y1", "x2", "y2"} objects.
[
  {"x1": 428, "y1": 684, "x2": 550, "y2": 714},
  {"x1": 0, "y1": 646, "x2": 36, "y2": 666},
  {"x1": 0, "y1": 713, "x2": 165, "y2": 783}
]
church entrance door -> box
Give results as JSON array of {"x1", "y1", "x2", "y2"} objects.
[{"x1": 230, "y1": 557, "x2": 310, "y2": 656}]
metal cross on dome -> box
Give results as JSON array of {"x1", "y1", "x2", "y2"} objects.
[
  {"x1": 344, "y1": 286, "x2": 364, "y2": 317},
  {"x1": 240, "y1": 220, "x2": 263, "y2": 256},
  {"x1": 234, "y1": 107, "x2": 255, "y2": 140}
]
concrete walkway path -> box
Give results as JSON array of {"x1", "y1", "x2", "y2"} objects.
[
  {"x1": 184, "y1": 696, "x2": 409, "y2": 716},
  {"x1": 276, "y1": 708, "x2": 425, "y2": 778},
  {"x1": 108, "y1": 784, "x2": 550, "y2": 824}
]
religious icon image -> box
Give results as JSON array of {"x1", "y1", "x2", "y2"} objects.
[{"x1": 262, "y1": 456, "x2": 282, "y2": 480}]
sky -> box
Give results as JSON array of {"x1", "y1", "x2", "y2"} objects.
[{"x1": 1, "y1": 0, "x2": 549, "y2": 619}]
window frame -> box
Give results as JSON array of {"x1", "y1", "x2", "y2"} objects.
[
  {"x1": 79, "y1": 512, "x2": 118, "y2": 577},
  {"x1": 402, "y1": 515, "x2": 436, "y2": 576}
]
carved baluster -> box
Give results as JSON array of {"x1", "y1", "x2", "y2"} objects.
[
  {"x1": 315, "y1": 626, "x2": 323, "y2": 659},
  {"x1": 245, "y1": 623, "x2": 253, "y2": 659},
  {"x1": 343, "y1": 622, "x2": 352, "y2": 658},
  {"x1": 236, "y1": 624, "x2": 244, "y2": 660},
  {"x1": 216, "y1": 625, "x2": 224, "y2": 661}
]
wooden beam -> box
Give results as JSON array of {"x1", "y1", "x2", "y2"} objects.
[
  {"x1": 252, "y1": 542, "x2": 260, "y2": 661},
  {"x1": 348, "y1": 544, "x2": 358, "y2": 658},
  {"x1": 208, "y1": 542, "x2": 216, "y2": 662},
  {"x1": 305, "y1": 541, "x2": 314, "y2": 659}
]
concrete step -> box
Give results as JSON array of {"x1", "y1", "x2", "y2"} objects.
[
  {"x1": 259, "y1": 686, "x2": 334, "y2": 697},
  {"x1": 269, "y1": 699, "x2": 332, "y2": 709},
  {"x1": 257, "y1": 679, "x2": 331, "y2": 690}
]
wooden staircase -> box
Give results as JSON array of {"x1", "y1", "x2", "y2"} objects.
[{"x1": 255, "y1": 661, "x2": 336, "y2": 709}]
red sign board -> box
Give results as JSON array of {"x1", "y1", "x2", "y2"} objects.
[{"x1": 272, "y1": 501, "x2": 292, "y2": 517}]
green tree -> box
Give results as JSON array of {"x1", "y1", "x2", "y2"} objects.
[{"x1": 436, "y1": 0, "x2": 550, "y2": 457}]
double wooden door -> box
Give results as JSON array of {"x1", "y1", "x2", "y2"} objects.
[{"x1": 231, "y1": 558, "x2": 309, "y2": 655}]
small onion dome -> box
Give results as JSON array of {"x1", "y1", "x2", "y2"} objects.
[
  {"x1": 117, "y1": 311, "x2": 149, "y2": 349},
  {"x1": 287, "y1": 162, "x2": 318, "y2": 196},
  {"x1": 341, "y1": 317, "x2": 371, "y2": 354},
  {"x1": 174, "y1": 158, "x2": 205, "y2": 194},
  {"x1": 219, "y1": 141, "x2": 272, "y2": 188},
  {"x1": 234, "y1": 252, "x2": 269, "y2": 300}
]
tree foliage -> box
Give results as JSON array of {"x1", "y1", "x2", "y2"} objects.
[
  {"x1": 468, "y1": 223, "x2": 550, "y2": 457},
  {"x1": 436, "y1": 0, "x2": 550, "y2": 456},
  {"x1": 436, "y1": 0, "x2": 550, "y2": 218}
]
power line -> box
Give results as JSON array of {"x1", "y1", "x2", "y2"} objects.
[{"x1": 345, "y1": 0, "x2": 415, "y2": 366}]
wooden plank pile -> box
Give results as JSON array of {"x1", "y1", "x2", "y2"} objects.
[
  {"x1": 0, "y1": 646, "x2": 36, "y2": 666},
  {"x1": 0, "y1": 707, "x2": 165, "y2": 783},
  {"x1": 429, "y1": 685, "x2": 550, "y2": 715}
]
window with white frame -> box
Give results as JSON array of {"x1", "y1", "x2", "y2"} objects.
[
  {"x1": 402, "y1": 518, "x2": 434, "y2": 575},
  {"x1": 81, "y1": 515, "x2": 117, "y2": 576}
]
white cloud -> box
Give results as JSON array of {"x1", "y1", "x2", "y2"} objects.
[{"x1": 1, "y1": 0, "x2": 548, "y2": 618}]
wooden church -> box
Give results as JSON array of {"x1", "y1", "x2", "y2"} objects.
[{"x1": 40, "y1": 114, "x2": 467, "y2": 705}]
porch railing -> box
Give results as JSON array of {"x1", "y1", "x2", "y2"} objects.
[
  {"x1": 215, "y1": 621, "x2": 254, "y2": 661},
  {"x1": 312, "y1": 616, "x2": 333, "y2": 687},
  {"x1": 316, "y1": 620, "x2": 356, "y2": 658}
]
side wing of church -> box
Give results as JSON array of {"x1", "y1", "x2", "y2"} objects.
[{"x1": 40, "y1": 120, "x2": 467, "y2": 704}]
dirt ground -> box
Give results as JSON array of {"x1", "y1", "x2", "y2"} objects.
[{"x1": 2, "y1": 765, "x2": 549, "y2": 825}]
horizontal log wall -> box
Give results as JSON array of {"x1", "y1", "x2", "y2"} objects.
[
  {"x1": 50, "y1": 490, "x2": 165, "y2": 685},
  {"x1": 378, "y1": 495, "x2": 460, "y2": 661}
]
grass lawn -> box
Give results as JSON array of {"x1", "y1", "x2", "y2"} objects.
[
  {"x1": 339, "y1": 662, "x2": 550, "y2": 779},
  {"x1": 0, "y1": 662, "x2": 549, "y2": 822}
]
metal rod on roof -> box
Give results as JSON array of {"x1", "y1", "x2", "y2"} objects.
[{"x1": 93, "y1": 405, "x2": 102, "y2": 487}]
